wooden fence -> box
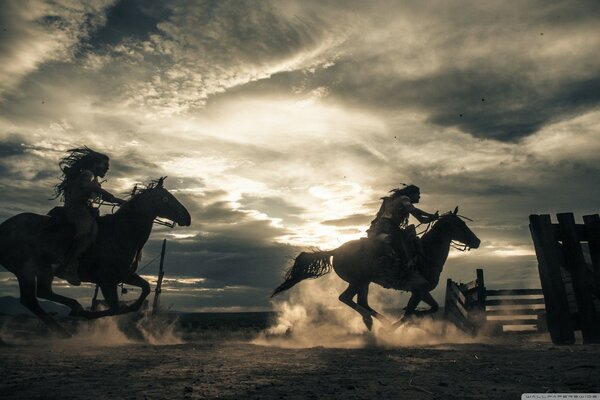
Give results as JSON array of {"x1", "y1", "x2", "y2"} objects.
[
  {"x1": 529, "y1": 213, "x2": 600, "y2": 344},
  {"x1": 445, "y1": 269, "x2": 548, "y2": 335}
]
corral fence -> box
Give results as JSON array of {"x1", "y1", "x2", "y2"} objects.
[
  {"x1": 444, "y1": 212, "x2": 600, "y2": 344},
  {"x1": 444, "y1": 269, "x2": 547, "y2": 336},
  {"x1": 529, "y1": 213, "x2": 600, "y2": 344}
]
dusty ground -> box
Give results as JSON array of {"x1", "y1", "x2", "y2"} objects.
[{"x1": 1, "y1": 316, "x2": 599, "y2": 400}]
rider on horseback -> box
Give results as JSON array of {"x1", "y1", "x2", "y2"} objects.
[
  {"x1": 367, "y1": 184, "x2": 438, "y2": 269},
  {"x1": 53, "y1": 147, "x2": 125, "y2": 286}
]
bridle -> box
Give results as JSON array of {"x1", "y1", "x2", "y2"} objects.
[{"x1": 416, "y1": 212, "x2": 475, "y2": 251}]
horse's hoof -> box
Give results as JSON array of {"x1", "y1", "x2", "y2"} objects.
[{"x1": 363, "y1": 316, "x2": 373, "y2": 331}]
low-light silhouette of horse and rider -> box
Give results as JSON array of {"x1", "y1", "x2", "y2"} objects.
[
  {"x1": 0, "y1": 147, "x2": 191, "y2": 337},
  {"x1": 273, "y1": 185, "x2": 481, "y2": 330}
]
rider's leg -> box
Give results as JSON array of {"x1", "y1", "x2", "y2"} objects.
[{"x1": 62, "y1": 207, "x2": 97, "y2": 286}]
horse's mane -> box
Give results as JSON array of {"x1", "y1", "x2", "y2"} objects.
[
  {"x1": 101, "y1": 178, "x2": 165, "y2": 221},
  {"x1": 127, "y1": 178, "x2": 164, "y2": 200}
]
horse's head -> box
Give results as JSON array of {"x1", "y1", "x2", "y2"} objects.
[
  {"x1": 131, "y1": 177, "x2": 191, "y2": 227},
  {"x1": 435, "y1": 207, "x2": 480, "y2": 249}
]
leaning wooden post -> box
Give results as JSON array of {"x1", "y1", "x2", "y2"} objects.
[
  {"x1": 152, "y1": 239, "x2": 167, "y2": 316},
  {"x1": 557, "y1": 213, "x2": 600, "y2": 343},
  {"x1": 529, "y1": 214, "x2": 575, "y2": 344},
  {"x1": 583, "y1": 214, "x2": 600, "y2": 291}
]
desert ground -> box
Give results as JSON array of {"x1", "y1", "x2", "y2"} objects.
[{"x1": 1, "y1": 311, "x2": 599, "y2": 400}]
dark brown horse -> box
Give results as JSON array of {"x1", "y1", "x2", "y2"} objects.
[
  {"x1": 0, "y1": 177, "x2": 191, "y2": 337},
  {"x1": 272, "y1": 208, "x2": 480, "y2": 330}
]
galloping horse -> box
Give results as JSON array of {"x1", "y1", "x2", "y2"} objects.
[
  {"x1": 0, "y1": 177, "x2": 191, "y2": 337},
  {"x1": 272, "y1": 208, "x2": 480, "y2": 330}
]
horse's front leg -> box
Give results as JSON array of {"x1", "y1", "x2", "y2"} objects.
[
  {"x1": 79, "y1": 283, "x2": 123, "y2": 319},
  {"x1": 392, "y1": 271, "x2": 435, "y2": 328},
  {"x1": 121, "y1": 273, "x2": 151, "y2": 313},
  {"x1": 413, "y1": 291, "x2": 438, "y2": 316},
  {"x1": 392, "y1": 291, "x2": 422, "y2": 328}
]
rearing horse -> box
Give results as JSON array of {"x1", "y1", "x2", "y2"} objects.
[
  {"x1": 0, "y1": 177, "x2": 191, "y2": 337},
  {"x1": 272, "y1": 208, "x2": 480, "y2": 330}
]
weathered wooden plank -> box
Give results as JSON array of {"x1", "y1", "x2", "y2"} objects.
[
  {"x1": 486, "y1": 298, "x2": 546, "y2": 306},
  {"x1": 463, "y1": 279, "x2": 478, "y2": 291},
  {"x1": 486, "y1": 318, "x2": 540, "y2": 326},
  {"x1": 486, "y1": 289, "x2": 544, "y2": 296},
  {"x1": 449, "y1": 308, "x2": 475, "y2": 335},
  {"x1": 486, "y1": 308, "x2": 545, "y2": 316},
  {"x1": 553, "y1": 224, "x2": 587, "y2": 242},
  {"x1": 557, "y1": 213, "x2": 600, "y2": 344},
  {"x1": 449, "y1": 295, "x2": 470, "y2": 320},
  {"x1": 447, "y1": 280, "x2": 468, "y2": 309},
  {"x1": 583, "y1": 214, "x2": 600, "y2": 282},
  {"x1": 529, "y1": 214, "x2": 575, "y2": 344},
  {"x1": 444, "y1": 279, "x2": 476, "y2": 335}
]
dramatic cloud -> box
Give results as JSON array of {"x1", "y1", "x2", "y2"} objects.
[{"x1": 0, "y1": 0, "x2": 598, "y2": 311}]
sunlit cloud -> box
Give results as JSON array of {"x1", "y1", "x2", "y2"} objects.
[{"x1": 0, "y1": 0, "x2": 598, "y2": 311}]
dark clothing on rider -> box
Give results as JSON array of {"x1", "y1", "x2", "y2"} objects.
[{"x1": 368, "y1": 193, "x2": 437, "y2": 268}]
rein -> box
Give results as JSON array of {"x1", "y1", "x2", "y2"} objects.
[
  {"x1": 94, "y1": 200, "x2": 175, "y2": 228},
  {"x1": 424, "y1": 212, "x2": 475, "y2": 252}
]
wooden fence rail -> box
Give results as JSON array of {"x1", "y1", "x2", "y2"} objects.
[{"x1": 444, "y1": 269, "x2": 547, "y2": 335}]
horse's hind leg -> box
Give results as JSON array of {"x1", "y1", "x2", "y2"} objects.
[
  {"x1": 356, "y1": 284, "x2": 390, "y2": 326},
  {"x1": 36, "y1": 269, "x2": 85, "y2": 317},
  {"x1": 339, "y1": 283, "x2": 373, "y2": 331},
  {"x1": 17, "y1": 272, "x2": 71, "y2": 338},
  {"x1": 416, "y1": 292, "x2": 439, "y2": 315}
]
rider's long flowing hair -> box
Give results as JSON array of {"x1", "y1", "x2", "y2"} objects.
[
  {"x1": 371, "y1": 184, "x2": 420, "y2": 223},
  {"x1": 52, "y1": 147, "x2": 109, "y2": 200}
]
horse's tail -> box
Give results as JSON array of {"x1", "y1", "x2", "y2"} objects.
[{"x1": 271, "y1": 250, "x2": 334, "y2": 297}]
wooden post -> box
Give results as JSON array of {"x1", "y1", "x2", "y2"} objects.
[
  {"x1": 152, "y1": 239, "x2": 167, "y2": 316},
  {"x1": 583, "y1": 214, "x2": 600, "y2": 287},
  {"x1": 557, "y1": 213, "x2": 600, "y2": 343},
  {"x1": 473, "y1": 268, "x2": 486, "y2": 332},
  {"x1": 529, "y1": 214, "x2": 575, "y2": 344}
]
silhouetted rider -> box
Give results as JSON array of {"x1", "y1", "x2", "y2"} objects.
[
  {"x1": 367, "y1": 185, "x2": 438, "y2": 268},
  {"x1": 53, "y1": 147, "x2": 125, "y2": 286}
]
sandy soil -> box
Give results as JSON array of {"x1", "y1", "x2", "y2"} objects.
[{"x1": 1, "y1": 323, "x2": 599, "y2": 400}]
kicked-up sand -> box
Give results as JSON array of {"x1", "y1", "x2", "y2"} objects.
[{"x1": 1, "y1": 311, "x2": 599, "y2": 400}]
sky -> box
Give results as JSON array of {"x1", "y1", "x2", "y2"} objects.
[{"x1": 0, "y1": 0, "x2": 599, "y2": 312}]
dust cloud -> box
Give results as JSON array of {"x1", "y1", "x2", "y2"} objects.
[
  {"x1": 254, "y1": 274, "x2": 478, "y2": 348},
  {"x1": 0, "y1": 312, "x2": 183, "y2": 347}
]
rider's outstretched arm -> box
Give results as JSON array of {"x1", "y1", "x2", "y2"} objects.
[
  {"x1": 80, "y1": 175, "x2": 125, "y2": 205},
  {"x1": 401, "y1": 198, "x2": 438, "y2": 223}
]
